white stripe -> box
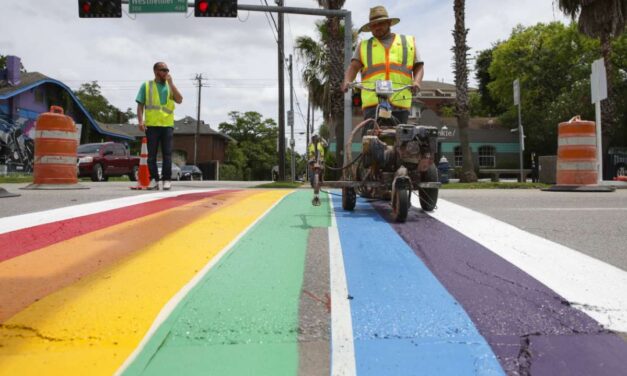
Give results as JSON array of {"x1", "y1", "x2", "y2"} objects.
[
  {"x1": 35, "y1": 130, "x2": 77, "y2": 140},
  {"x1": 114, "y1": 191, "x2": 293, "y2": 376},
  {"x1": 0, "y1": 189, "x2": 218, "y2": 235},
  {"x1": 426, "y1": 199, "x2": 627, "y2": 332},
  {"x1": 558, "y1": 136, "x2": 596, "y2": 146},
  {"x1": 329, "y1": 196, "x2": 357, "y2": 376},
  {"x1": 512, "y1": 207, "x2": 627, "y2": 211},
  {"x1": 140, "y1": 157, "x2": 148, "y2": 164},
  {"x1": 558, "y1": 162, "x2": 597, "y2": 170},
  {"x1": 35, "y1": 156, "x2": 77, "y2": 165}
]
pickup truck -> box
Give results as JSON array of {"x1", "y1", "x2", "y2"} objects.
[{"x1": 77, "y1": 142, "x2": 140, "y2": 182}]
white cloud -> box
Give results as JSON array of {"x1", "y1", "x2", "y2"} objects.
[{"x1": 1, "y1": 0, "x2": 571, "y2": 152}]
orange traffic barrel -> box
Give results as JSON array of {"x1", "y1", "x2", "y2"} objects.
[
  {"x1": 556, "y1": 116, "x2": 598, "y2": 185},
  {"x1": 22, "y1": 106, "x2": 87, "y2": 190}
]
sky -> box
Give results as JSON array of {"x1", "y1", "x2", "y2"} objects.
[{"x1": 1, "y1": 0, "x2": 569, "y2": 152}]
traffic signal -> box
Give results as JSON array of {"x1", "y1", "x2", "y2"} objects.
[
  {"x1": 195, "y1": 0, "x2": 237, "y2": 18},
  {"x1": 78, "y1": 0, "x2": 122, "y2": 18}
]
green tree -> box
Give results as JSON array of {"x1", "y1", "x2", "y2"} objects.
[
  {"x1": 314, "y1": 0, "x2": 346, "y2": 165},
  {"x1": 488, "y1": 22, "x2": 601, "y2": 156},
  {"x1": 556, "y1": 0, "x2": 626, "y2": 141},
  {"x1": 474, "y1": 46, "x2": 503, "y2": 116},
  {"x1": 453, "y1": 0, "x2": 477, "y2": 182},
  {"x1": 74, "y1": 81, "x2": 135, "y2": 124},
  {"x1": 218, "y1": 111, "x2": 278, "y2": 180}
]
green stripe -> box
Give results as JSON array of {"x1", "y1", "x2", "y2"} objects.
[{"x1": 122, "y1": 190, "x2": 330, "y2": 376}]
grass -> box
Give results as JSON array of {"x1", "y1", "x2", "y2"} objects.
[
  {"x1": 441, "y1": 181, "x2": 550, "y2": 189},
  {"x1": 254, "y1": 181, "x2": 305, "y2": 189},
  {"x1": 0, "y1": 174, "x2": 33, "y2": 183}
]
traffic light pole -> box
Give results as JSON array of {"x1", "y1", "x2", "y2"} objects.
[{"x1": 277, "y1": 0, "x2": 286, "y2": 181}]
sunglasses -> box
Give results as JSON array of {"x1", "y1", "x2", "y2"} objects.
[{"x1": 158, "y1": 68, "x2": 170, "y2": 73}]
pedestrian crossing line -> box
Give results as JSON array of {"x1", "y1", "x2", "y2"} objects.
[
  {"x1": 427, "y1": 199, "x2": 627, "y2": 333},
  {"x1": 0, "y1": 189, "x2": 291, "y2": 376}
]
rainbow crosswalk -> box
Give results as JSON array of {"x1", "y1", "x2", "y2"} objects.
[{"x1": 0, "y1": 189, "x2": 626, "y2": 375}]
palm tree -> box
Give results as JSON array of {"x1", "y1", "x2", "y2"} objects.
[
  {"x1": 453, "y1": 0, "x2": 477, "y2": 182},
  {"x1": 556, "y1": 0, "x2": 626, "y2": 169},
  {"x1": 295, "y1": 21, "x2": 331, "y2": 127},
  {"x1": 316, "y1": 0, "x2": 346, "y2": 164}
]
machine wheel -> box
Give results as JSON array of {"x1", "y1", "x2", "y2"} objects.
[
  {"x1": 129, "y1": 165, "x2": 139, "y2": 181},
  {"x1": 392, "y1": 188, "x2": 410, "y2": 222},
  {"x1": 91, "y1": 164, "x2": 107, "y2": 182},
  {"x1": 342, "y1": 187, "x2": 356, "y2": 211},
  {"x1": 419, "y1": 163, "x2": 439, "y2": 211}
]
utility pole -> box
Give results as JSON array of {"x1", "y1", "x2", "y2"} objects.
[
  {"x1": 194, "y1": 73, "x2": 203, "y2": 166},
  {"x1": 289, "y1": 54, "x2": 295, "y2": 182},
  {"x1": 306, "y1": 88, "x2": 311, "y2": 182},
  {"x1": 276, "y1": 0, "x2": 286, "y2": 181}
]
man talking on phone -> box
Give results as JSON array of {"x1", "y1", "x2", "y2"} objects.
[{"x1": 136, "y1": 62, "x2": 183, "y2": 190}]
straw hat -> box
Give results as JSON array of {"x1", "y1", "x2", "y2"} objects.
[{"x1": 359, "y1": 6, "x2": 400, "y2": 33}]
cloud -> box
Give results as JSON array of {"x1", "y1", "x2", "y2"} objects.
[{"x1": 2, "y1": 0, "x2": 572, "y2": 153}]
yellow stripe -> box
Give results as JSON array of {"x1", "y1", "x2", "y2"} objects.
[{"x1": 0, "y1": 189, "x2": 291, "y2": 376}]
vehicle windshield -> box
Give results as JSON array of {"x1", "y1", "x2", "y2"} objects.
[{"x1": 78, "y1": 144, "x2": 101, "y2": 154}]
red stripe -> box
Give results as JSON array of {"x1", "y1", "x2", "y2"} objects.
[{"x1": 0, "y1": 190, "x2": 234, "y2": 263}]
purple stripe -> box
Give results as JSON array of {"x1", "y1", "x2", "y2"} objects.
[{"x1": 374, "y1": 202, "x2": 627, "y2": 375}]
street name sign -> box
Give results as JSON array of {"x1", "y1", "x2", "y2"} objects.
[{"x1": 129, "y1": 0, "x2": 187, "y2": 13}]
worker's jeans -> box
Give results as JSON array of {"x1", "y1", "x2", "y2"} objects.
[{"x1": 146, "y1": 126, "x2": 173, "y2": 181}]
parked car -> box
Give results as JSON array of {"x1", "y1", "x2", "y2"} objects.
[
  {"x1": 181, "y1": 165, "x2": 203, "y2": 181},
  {"x1": 77, "y1": 142, "x2": 139, "y2": 182},
  {"x1": 157, "y1": 161, "x2": 182, "y2": 181}
]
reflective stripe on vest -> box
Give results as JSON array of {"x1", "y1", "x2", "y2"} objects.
[
  {"x1": 144, "y1": 81, "x2": 175, "y2": 126},
  {"x1": 359, "y1": 34, "x2": 414, "y2": 109}
]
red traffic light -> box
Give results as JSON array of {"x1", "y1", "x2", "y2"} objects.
[
  {"x1": 198, "y1": 0, "x2": 209, "y2": 13},
  {"x1": 78, "y1": 0, "x2": 121, "y2": 18}
]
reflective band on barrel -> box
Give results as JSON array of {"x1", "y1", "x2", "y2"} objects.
[
  {"x1": 35, "y1": 130, "x2": 77, "y2": 140},
  {"x1": 558, "y1": 162, "x2": 597, "y2": 170},
  {"x1": 35, "y1": 156, "x2": 77, "y2": 165},
  {"x1": 558, "y1": 136, "x2": 596, "y2": 146}
]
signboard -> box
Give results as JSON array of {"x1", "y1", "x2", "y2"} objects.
[
  {"x1": 287, "y1": 110, "x2": 294, "y2": 127},
  {"x1": 129, "y1": 0, "x2": 187, "y2": 13},
  {"x1": 591, "y1": 58, "x2": 607, "y2": 104},
  {"x1": 513, "y1": 79, "x2": 520, "y2": 106}
]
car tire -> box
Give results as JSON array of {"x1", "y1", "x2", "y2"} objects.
[
  {"x1": 129, "y1": 165, "x2": 139, "y2": 181},
  {"x1": 91, "y1": 164, "x2": 106, "y2": 182}
]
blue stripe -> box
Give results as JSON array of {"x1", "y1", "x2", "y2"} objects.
[{"x1": 331, "y1": 193, "x2": 504, "y2": 375}]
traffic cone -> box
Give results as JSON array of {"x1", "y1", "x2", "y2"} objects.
[{"x1": 130, "y1": 137, "x2": 151, "y2": 190}]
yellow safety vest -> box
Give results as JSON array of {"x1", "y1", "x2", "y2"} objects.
[
  {"x1": 308, "y1": 142, "x2": 325, "y2": 160},
  {"x1": 144, "y1": 80, "x2": 175, "y2": 126},
  {"x1": 359, "y1": 34, "x2": 415, "y2": 109}
]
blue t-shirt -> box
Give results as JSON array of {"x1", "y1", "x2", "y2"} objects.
[{"x1": 136, "y1": 81, "x2": 170, "y2": 105}]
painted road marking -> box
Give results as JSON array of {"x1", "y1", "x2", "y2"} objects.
[
  {"x1": 116, "y1": 190, "x2": 293, "y2": 376},
  {"x1": 0, "y1": 191, "x2": 240, "y2": 322},
  {"x1": 0, "y1": 190, "x2": 232, "y2": 263},
  {"x1": 328, "y1": 196, "x2": 357, "y2": 376},
  {"x1": 0, "y1": 190, "x2": 289, "y2": 376},
  {"x1": 386, "y1": 201, "x2": 627, "y2": 375},
  {"x1": 0, "y1": 189, "x2": 218, "y2": 235},
  {"x1": 427, "y1": 199, "x2": 627, "y2": 333},
  {"x1": 120, "y1": 190, "x2": 328, "y2": 376},
  {"x1": 332, "y1": 194, "x2": 504, "y2": 375}
]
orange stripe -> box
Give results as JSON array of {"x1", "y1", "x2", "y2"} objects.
[{"x1": 0, "y1": 191, "x2": 252, "y2": 323}]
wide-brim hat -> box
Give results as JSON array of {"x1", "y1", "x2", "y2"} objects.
[{"x1": 359, "y1": 6, "x2": 400, "y2": 33}]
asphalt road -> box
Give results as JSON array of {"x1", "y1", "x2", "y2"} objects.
[{"x1": 439, "y1": 189, "x2": 627, "y2": 272}]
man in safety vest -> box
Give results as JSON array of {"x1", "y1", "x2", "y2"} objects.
[
  {"x1": 308, "y1": 133, "x2": 326, "y2": 187},
  {"x1": 341, "y1": 5, "x2": 424, "y2": 124},
  {"x1": 136, "y1": 62, "x2": 183, "y2": 190}
]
